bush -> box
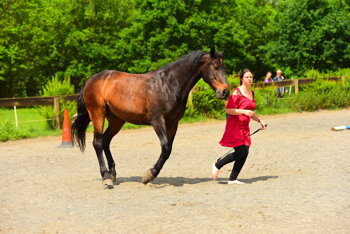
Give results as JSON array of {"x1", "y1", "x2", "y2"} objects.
[
  {"x1": 37, "y1": 75, "x2": 76, "y2": 129},
  {"x1": 332, "y1": 68, "x2": 350, "y2": 79},
  {"x1": 190, "y1": 80, "x2": 223, "y2": 118},
  {"x1": 185, "y1": 75, "x2": 241, "y2": 119},
  {"x1": 254, "y1": 86, "x2": 276, "y2": 110},
  {"x1": 305, "y1": 69, "x2": 323, "y2": 79},
  {"x1": 0, "y1": 122, "x2": 29, "y2": 141},
  {"x1": 290, "y1": 77, "x2": 350, "y2": 111}
]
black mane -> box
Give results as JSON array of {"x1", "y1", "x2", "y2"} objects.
[{"x1": 157, "y1": 51, "x2": 207, "y2": 73}]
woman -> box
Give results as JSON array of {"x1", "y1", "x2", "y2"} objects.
[
  {"x1": 264, "y1": 71, "x2": 273, "y2": 83},
  {"x1": 212, "y1": 69, "x2": 267, "y2": 184}
]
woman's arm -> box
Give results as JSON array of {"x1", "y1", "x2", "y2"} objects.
[
  {"x1": 226, "y1": 109, "x2": 267, "y2": 129},
  {"x1": 225, "y1": 89, "x2": 267, "y2": 129},
  {"x1": 226, "y1": 108, "x2": 247, "y2": 115}
]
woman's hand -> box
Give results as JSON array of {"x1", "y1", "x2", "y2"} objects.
[{"x1": 259, "y1": 119, "x2": 267, "y2": 130}]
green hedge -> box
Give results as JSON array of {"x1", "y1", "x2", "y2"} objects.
[
  {"x1": 187, "y1": 69, "x2": 350, "y2": 118},
  {"x1": 290, "y1": 77, "x2": 350, "y2": 112}
]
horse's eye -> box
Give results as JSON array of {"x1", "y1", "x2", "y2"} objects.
[{"x1": 214, "y1": 66, "x2": 219, "y2": 70}]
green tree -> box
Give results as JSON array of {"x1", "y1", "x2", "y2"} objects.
[
  {"x1": 263, "y1": 0, "x2": 350, "y2": 75},
  {"x1": 114, "y1": 0, "x2": 275, "y2": 77},
  {"x1": 115, "y1": 0, "x2": 195, "y2": 73},
  {"x1": 214, "y1": 0, "x2": 275, "y2": 76},
  {"x1": 1, "y1": 0, "x2": 348, "y2": 98},
  {"x1": 0, "y1": 0, "x2": 73, "y2": 97},
  {"x1": 61, "y1": 0, "x2": 133, "y2": 87},
  {"x1": 0, "y1": 0, "x2": 133, "y2": 97}
]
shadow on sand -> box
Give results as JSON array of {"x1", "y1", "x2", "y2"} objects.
[
  {"x1": 217, "y1": 175, "x2": 278, "y2": 184},
  {"x1": 113, "y1": 175, "x2": 278, "y2": 187}
]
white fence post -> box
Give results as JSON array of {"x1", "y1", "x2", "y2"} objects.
[{"x1": 14, "y1": 106, "x2": 18, "y2": 129}]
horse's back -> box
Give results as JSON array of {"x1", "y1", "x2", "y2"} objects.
[
  {"x1": 83, "y1": 70, "x2": 154, "y2": 124},
  {"x1": 85, "y1": 70, "x2": 152, "y2": 92}
]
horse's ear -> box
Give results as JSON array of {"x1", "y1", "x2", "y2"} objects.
[
  {"x1": 210, "y1": 48, "x2": 216, "y2": 58},
  {"x1": 219, "y1": 51, "x2": 224, "y2": 57}
]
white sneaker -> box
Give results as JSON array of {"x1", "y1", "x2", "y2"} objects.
[
  {"x1": 211, "y1": 163, "x2": 219, "y2": 180},
  {"x1": 227, "y1": 180, "x2": 245, "y2": 185}
]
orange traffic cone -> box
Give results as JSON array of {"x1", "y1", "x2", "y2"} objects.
[{"x1": 59, "y1": 108, "x2": 74, "y2": 148}]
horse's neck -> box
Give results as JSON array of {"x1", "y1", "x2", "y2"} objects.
[
  {"x1": 166, "y1": 65, "x2": 201, "y2": 100},
  {"x1": 180, "y1": 74, "x2": 201, "y2": 100}
]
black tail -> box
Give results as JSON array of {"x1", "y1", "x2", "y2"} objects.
[{"x1": 71, "y1": 84, "x2": 91, "y2": 152}]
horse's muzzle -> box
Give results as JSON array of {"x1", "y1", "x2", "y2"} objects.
[{"x1": 216, "y1": 88, "x2": 230, "y2": 99}]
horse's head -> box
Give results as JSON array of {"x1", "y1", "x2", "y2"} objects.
[{"x1": 200, "y1": 48, "x2": 229, "y2": 99}]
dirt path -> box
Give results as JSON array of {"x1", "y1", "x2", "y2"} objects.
[{"x1": 1, "y1": 109, "x2": 349, "y2": 233}]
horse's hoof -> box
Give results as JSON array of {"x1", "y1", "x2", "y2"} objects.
[
  {"x1": 142, "y1": 169, "x2": 155, "y2": 184},
  {"x1": 111, "y1": 175, "x2": 116, "y2": 183},
  {"x1": 103, "y1": 179, "x2": 114, "y2": 189}
]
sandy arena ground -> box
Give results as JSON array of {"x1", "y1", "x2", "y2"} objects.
[{"x1": 0, "y1": 109, "x2": 349, "y2": 233}]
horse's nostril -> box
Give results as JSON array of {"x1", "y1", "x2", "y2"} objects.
[
  {"x1": 223, "y1": 89, "x2": 229, "y2": 97},
  {"x1": 216, "y1": 89, "x2": 229, "y2": 99}
]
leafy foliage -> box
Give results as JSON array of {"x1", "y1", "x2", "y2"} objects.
[
  {"x1": 37, "y1": 75, "x2": 76, "y2": 129},
  {"x1": 290, "y1": 77, "x2": 350, "y2": 111},
  {"x1": 0, "y1": 122, "x2": 28, "y2": 141},
  {"x1": 190, "y1": 80, "x2": 225, "y2": 118},
  {"x1": 263, "y1": 0, "x2": 350, "y2": 75},
  {"x1": 0, "y1": 0, "x2": 349, "y2": 100}
]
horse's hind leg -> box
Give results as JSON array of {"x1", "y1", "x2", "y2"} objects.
[
  {"x1": 103, "y1": 116, "x2": 125, "y2": 183},
  {"x1": 88, "y1": 108, "x2": 114, "y2": 188}
]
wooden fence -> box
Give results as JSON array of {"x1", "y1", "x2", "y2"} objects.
[
  {"x1": 0, "y1": 76, "x2": 346, "y2": 128},
  {"x1": 251, "y1": 76, "x2": 345, "y2": 95},
  {"x1": 0, "y1": 95, "x2": 78, "y2": 129}
]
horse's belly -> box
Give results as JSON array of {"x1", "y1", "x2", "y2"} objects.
[{"x1": 107, "y1": 104, "x2": 150, "y2": 125}]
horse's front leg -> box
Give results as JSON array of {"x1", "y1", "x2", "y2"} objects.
[{"x1": 142, "y1": 120, "x2": 178, "y2": 184}]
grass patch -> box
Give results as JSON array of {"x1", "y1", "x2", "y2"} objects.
[
  {"x1": 0, "y1": 107, "x2": 148, "y2": 141},
  {"x1": 0, "y1": 107, "x2": 61, "y2": 141},
  {"x1": 256, "y1": 96, "x2": 298, "y2": 115}
]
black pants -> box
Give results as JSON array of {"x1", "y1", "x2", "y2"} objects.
[{"x1": 215, "y1": 144, "x2": 249, "y2": 181}]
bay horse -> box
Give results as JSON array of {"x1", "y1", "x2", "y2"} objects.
[{"x1": 71, "y1": 48, "x2": 229, "y2": 188}]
